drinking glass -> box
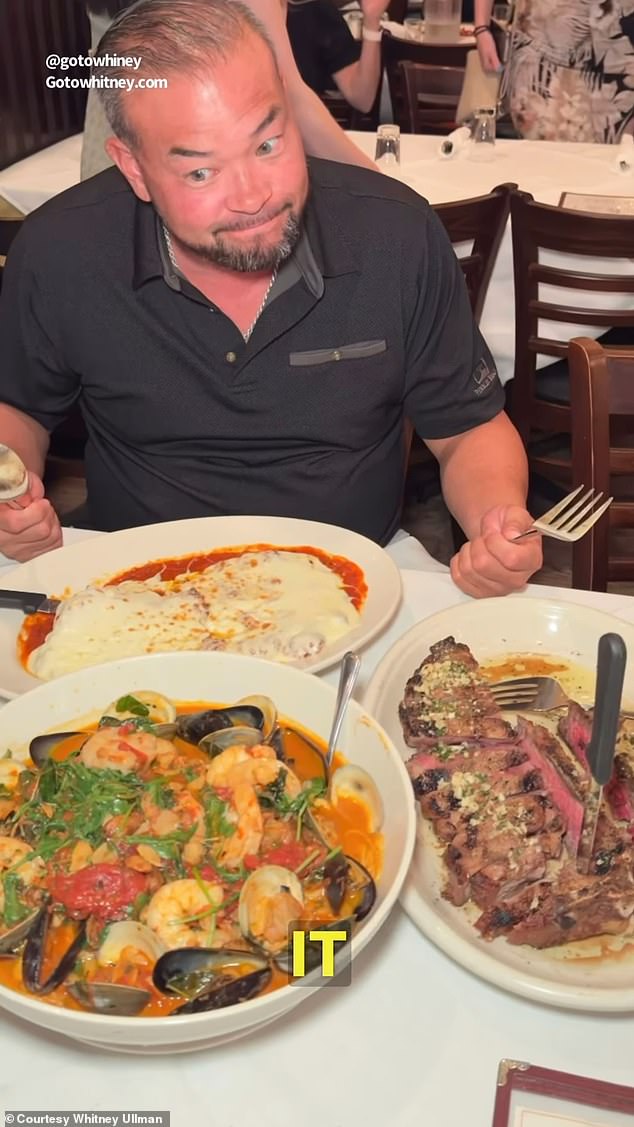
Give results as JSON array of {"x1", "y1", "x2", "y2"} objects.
[
  {"x1": 374, "y1": 124, "x2": 401, "y2": 165},
  {"x1": 468, "y1": 108, "x2": 496, "y2": 161}
]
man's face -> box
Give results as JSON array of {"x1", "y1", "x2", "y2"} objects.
[{"x1": 116, "y1": 29, "x2": 309, "y2": 271}]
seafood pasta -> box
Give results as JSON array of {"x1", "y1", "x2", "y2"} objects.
[{"x1": 0, "y1": 692, "x2": 383, "y2": 1016}]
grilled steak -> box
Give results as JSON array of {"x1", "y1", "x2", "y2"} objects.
[
  {"x1": 402, "y1": 637, "x2": 634, "y2": 950},
  {"x1": 399, "y1": 636, "x2": 513, "y2": 747}
]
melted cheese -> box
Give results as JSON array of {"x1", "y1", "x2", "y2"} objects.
[{"x1": 28, "y1": 550, "x2": 360, "y2": 680}]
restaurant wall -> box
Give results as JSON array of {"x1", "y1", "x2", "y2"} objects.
[{"x1": 0, "y1": 0, "x2": 90, "y2": 170}]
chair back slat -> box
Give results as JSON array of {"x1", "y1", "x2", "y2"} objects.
[
  {"x1": 569, "y1": 337, "x2": 634, "y2": 590},
  {"x1": 398, "y1": 60, "x2": 464, "y2": 134},
  {"x1": 508, "y1": 189, "x2": 634, "y2": 457},
  {"x1": 433, "y1": 183, "x2": 513, "y2": 322}
]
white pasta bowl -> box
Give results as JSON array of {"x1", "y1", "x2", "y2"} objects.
[{"x1": 0, "y1": 651, "x2": 416, "y2": 1054}]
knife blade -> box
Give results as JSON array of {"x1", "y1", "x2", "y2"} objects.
[
  {"x1": 576, "y1": 632, "x2": 627, "y2": 874},
  {"x1": 0, "y1": 589, "x2": 60, "y2": 615}
]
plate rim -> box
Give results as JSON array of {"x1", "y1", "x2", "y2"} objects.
[
  {"x1": 0, "y1": 514, "x2": 402, "y2": 697},
  {"x1": 363, "y1": 594, "x2": 634, "y2": 1013}
]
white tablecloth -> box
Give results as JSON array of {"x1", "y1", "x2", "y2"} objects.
[{"x1": 1, "y1": 529, "x2": 634, "y2": 1122}]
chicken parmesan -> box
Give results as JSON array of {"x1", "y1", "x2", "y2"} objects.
[{"x1": 20, "y1": 545, "x2": 367, "y2": 681}]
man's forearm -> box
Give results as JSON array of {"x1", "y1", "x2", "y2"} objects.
[
  {"x1": 0, "y1": 404, "x2": 49, "y2": 479},
  {"x1": 429, "y1": 412, "x2": 528, "y2": 540},
  {"x1": 289, "y1": 80, "x2": 377, "y2": 166}
]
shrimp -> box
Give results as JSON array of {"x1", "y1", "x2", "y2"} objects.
[
  {"x1": 80, "y1": 726, "x2": 174, "y2": 774},
  {"x1": 205, "y1": 745, "x2": 301, "y2": 867},
  {"x1": 143, "y1": 878, "x2": 233, "y2": 949},
  {"x1": 0, "y1": 835, "x2": 45, "y2": 915}
]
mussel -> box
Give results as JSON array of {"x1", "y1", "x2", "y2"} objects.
[
  {"x1": 29, "y1": 731, "x2": 84, "y2": 767},
  {"x1": 238, "y1": 865, "x2": 304, "y2": 956},
  {"x1": 270, "y1": 726, "x2": 328, "y2": 781},
  {"x1": 320, "y1": 854, "x2": 376, "y2": 921},
  {"x1": 273, "y1": 917, "x2": 355, "y2": 977},
  {"x1": 22, "y1": 906, "x2": 87, "y2": 995},
  {"x1": 68, "y1": 981, "x2": 151, "y2": 1016},
  {"x1": 153, "y1": 947, "x2": 271, "y2": 1014},
  {"x1": 174, "y1": 696, "x2": 277, "y2": 756}
]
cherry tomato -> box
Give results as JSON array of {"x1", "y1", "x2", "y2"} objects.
[{"x1": 49, "y1": 863, "x2": 147, "y2": 920}]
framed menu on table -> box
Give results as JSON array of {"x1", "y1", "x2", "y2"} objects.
[
  {"x1": 492, "y1": 1061, "x2": 634, "y2": 1127},
  {"x1": 558, "y1": 192, "x2": 634, "y2": 216}
]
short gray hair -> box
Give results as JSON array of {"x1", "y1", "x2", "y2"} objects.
[{"x1": 93, "y1": 0, "x2": 276, "y2": 147}]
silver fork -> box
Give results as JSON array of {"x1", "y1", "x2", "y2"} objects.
[
  {"x1": 512, "y1": 485, "x2": 613, "y2": 543},
  {"x1": 489, "y1": 675, "x2": 634, "y2": 717}
]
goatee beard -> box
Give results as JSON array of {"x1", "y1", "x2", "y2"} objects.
[{"x1": 186, "y1": 211, "x2": 302, "y2": 272}]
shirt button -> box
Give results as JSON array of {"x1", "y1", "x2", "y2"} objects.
[
  {"x1": 333, "y1": 349, "x2": 342, "y2": 360},
  {"x1": 225, "y1": 351, "x2": 237, "y2": 364}
]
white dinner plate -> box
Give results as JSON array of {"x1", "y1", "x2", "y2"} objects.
[
  {"x1": 363, "y1": 595, "x2": 634, "y2": 1012},
  {"x1": 0, "y1": 515, "x2": 401, "y2": 698}
]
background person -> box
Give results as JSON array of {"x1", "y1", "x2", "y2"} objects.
[
  {"x1": 474, "y1": 0, "x2": 634, "y2": 142},
  {"x1": 285, "y1": 0, "x2": 383, "y2": 114}
]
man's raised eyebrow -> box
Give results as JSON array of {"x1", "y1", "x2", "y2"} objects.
[
  {"x1": 169, "y1": 146, "x2": 213, "y2": 158},
  {"x1": 251, "y1": 104, "x2": 282, "y2": 137}
]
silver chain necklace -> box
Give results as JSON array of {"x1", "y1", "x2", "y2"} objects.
[{"x1": 162, "y1": 222, "x2": 277, "y2": 342}]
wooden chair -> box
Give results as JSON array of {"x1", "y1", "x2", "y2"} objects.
[
  {"x1": 507, "y1": 189, "x2": 634, "y2": 489},
  {"x1": 399, "y1": 60, "x2": 465, "y2": 133},
  {"x1": 382, "y1": 32, "x2": 468, "y2": 130},
  {"x1": 405, "y1": 185, "x2": 514, "y2": 538},
  {"x1": 568, "y1": 337, "x2": 634, "y2": 591},
  {"x1": 319, "y1": 85, "x2": 381, "y2": 132}
]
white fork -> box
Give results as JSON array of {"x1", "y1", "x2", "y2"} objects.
[{"x1": 512, "y1": 485, "x2": 613, "y2": 543}]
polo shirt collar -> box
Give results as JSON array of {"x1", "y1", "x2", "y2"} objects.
[{"x1": 132, "y1": 183, "x2": 359, "y2": 293}]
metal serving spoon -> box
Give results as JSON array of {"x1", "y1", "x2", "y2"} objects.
[
  {"x1": 0, "y1": 444, "x2": 30, "y2": 505},
  {"x1": 326, "y1": 651, "x2": 361, "y2": 770}
]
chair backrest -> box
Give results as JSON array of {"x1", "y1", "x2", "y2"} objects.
[
  {"x1": 569, "y1": 337, "x2": 634, "y2": 590},
  {"x1": 433, "y1": 183, "x2": 515, "y2": 322},
  {"x1": 509, "y1": 189, "x2": 634, "y2": 442},
  {"x1": 398, "y1": 60, "x2": 465, "y2": 133},
  {"x1": 382, "y1": 33, "x2": 467, "y2": 130},
  {"x1": 386, "y1": 0, "x2": 408, "y2": 23}
]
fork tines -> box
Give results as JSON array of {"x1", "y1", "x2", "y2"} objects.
[
  {"x1": 540, "y1": 485, "x2": 613, "y2": 538},
  {"x1": 489, "y1": 678, "x2": 539, "y2": 707}
]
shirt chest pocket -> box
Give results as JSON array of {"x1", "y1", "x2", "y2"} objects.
[{"x1": 289, "y1": 339, "x2": 387, "y2": 366}]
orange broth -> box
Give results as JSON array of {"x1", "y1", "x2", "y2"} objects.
[{"x1": 0, "y1": 702, "x2": 382, "y2": 1015}]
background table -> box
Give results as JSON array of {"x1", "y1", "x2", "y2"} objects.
[{"x1": 0, "y1": 530, "x2": 633, "y2": 1123}]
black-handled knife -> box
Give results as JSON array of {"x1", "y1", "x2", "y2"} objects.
[
  {"x1": 0, "y1": 589, "x2": 60, "y2": 615},
  {"x1": 576, "y1": 632, "x2": 627, "y2": 873}
]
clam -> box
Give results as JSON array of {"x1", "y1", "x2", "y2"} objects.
[
  {"x1": 198, "y1": 726, "x2": 263, "y2": 756},
  {"x1": 97, "y1": 920, "x2": 167, "y2": 967},
  {"x1": 238, "y1": 865, "x2": 304, "y2": 956},
  {"x1": 329, "y1": 764, "x2": 384, "y2": 832},
  {"x1": 233, "y1": 696, "x2": 277, "y2": 742},
  {"x1": 104, "y1": 691, "x2": 177, "y2": 727},
  {"x1": 0, "y1": 909, "x2": 40, "y2": 955},
  {"x1": 68, "y1": 981, "x2": 151, "y2": 1016},
  {"x1": 153, "y1": 947, "x2": 271, "y2": 1014},
  {"x1": 23, "y1": 906, "x2": 87, "y2": 995}
]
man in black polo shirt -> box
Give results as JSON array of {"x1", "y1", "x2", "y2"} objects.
[{"x1": 0, "y1": 0, "x2": 541, "y2": 598}]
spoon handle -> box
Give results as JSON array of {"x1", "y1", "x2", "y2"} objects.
[{"x1": 326, "y1": 651, "x2": 361, "y2": 770}]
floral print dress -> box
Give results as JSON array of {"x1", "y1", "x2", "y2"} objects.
[{"x1": 507, "y1": 0, "x2": 634, "y2": 142}]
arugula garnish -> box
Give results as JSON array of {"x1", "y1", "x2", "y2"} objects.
[
  {"x1": 1, "y1": 872, "x2": 31, "y2": 926},
  {"x1": 200, "y1": 787, "x2": 235, "y2": 840},
  {"x1": 145, "y1": 778, "x2": 176, "y2": 809},
  {"x1": 115, "y1": 695, "x2": 150, "y2": 718},
  {"x1": 127, "y1": 827, "x2": 196, "y2": 861},
  {"x1": 259, "y1": 773, "x2": 327, "y2": 840}
]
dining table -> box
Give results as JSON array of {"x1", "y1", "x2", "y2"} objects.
[
  {"x1": 0, "y1": 129, "x2": 632, "y2": 387},
  {"x1": 0, "y1": 527, "x2": 633, "y2": 1125}
]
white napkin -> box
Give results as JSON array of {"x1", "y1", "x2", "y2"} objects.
[
  {"x1": 613, "y1": 133, "x2": 633, "y2": 174},
  {"x1": 438, "y1": 126, "x2": 471, "y2": 158}
]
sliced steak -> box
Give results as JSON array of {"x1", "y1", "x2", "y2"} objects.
[
  {"x1": 399, "y1": 636, "x2": 513, "y2": 748},
  {"x1": 516, "y1": 717, "x2": 586, "y2": 852},
  {"x1": 557, "y1": 701, "x2": 592, "y2": 770}
]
